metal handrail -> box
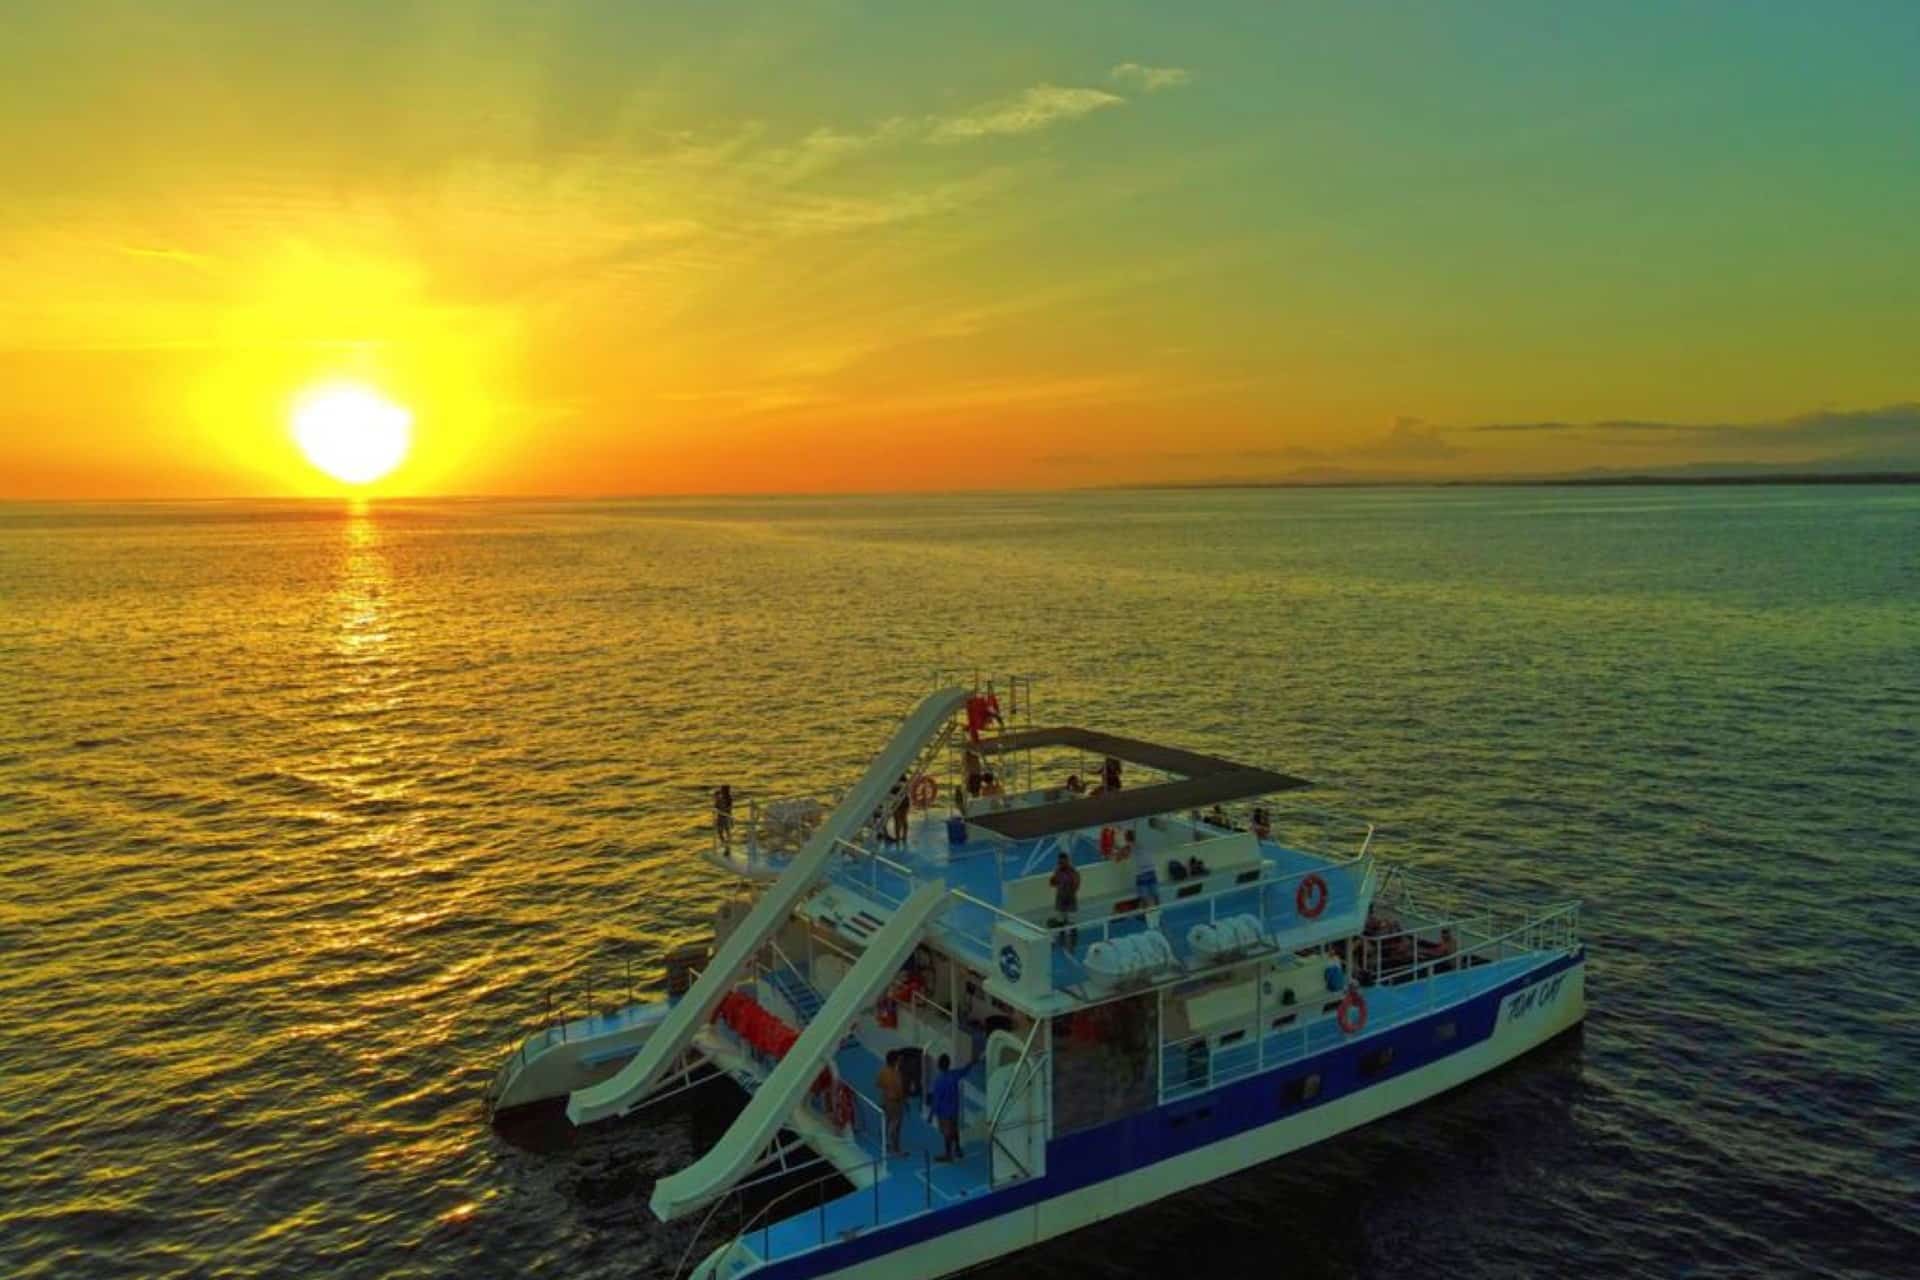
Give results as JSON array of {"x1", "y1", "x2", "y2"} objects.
[
  {"x1": 708, "y1": 1155, "x2": 882, "y2": 1279},
  {"x1": 671, "y1": 1152, "x2": 840, "y2": 1280},
  {"x1": 1033, "y1": 851, "x2": 1376, "y2": 961},
  {"x1": 981, "y1": 1018, "x2": 1044, "y2": 1140},
  {"x1": 1156, "y1": 897, "x2": 1583, "y2": 1100}
]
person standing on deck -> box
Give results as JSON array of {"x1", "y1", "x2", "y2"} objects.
[
  {"x1": 1102, "y1": 755, "x2": 1123, "y2": 792},
  {"x1": 713, "y1": 784, "x2": 734, "y2": 848},
  {"x1": 1126, "y1": 828, "x2": 1158, "y2": 909},
  {"x1": 890, "y1": 773, "x2": 911, "y2": 843},
  {"x1": 877, "y1": 1050, "x2": 907, "y2": 1155},
  {"x1": 929, "y1": 1053, "x2": 964, "y2": 1162},
  {"x1": 1049, "y1": 851, "x2": 1081, "y2": 950}
]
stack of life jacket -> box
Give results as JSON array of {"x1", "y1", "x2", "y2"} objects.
[{"x1": 714, "y1": 990, "x2": 800, "y2": 1060}]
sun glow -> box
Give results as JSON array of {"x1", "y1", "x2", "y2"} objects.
[{"x1": 291, "y1": 384, "x2": 413, "y2": 485}]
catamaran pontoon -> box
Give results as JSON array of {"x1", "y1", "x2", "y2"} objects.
[{"x1": 488, "y1": 679, "x2": 1586, "y2": 1279}]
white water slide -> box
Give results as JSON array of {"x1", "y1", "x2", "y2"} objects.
[
  {"x1": 650, "y1": 880, "x2": 950, "y2": 1222},
  {"x1": 566, "y1": 686, "x2": 971, "y2": 1128}
]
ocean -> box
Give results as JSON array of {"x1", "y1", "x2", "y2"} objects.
[{"x1": 2, "y1": 486, "x2": 1916, "y2": 1279}]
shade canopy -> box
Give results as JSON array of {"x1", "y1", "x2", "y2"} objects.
[{"x1": 961, "y1": 726, "x2": 1309, "y2": 841}]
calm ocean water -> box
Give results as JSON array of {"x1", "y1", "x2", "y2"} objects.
[{"x1": 2, "y1": 487, "x2": 1916, "y2": 1279}]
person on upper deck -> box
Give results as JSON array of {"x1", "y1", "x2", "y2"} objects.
[
  {"x1": 1049, "y1": 851, "x2": 1081, "y2": 948},
  {"x1": 1127, "y1": 829, "x2": 1158, "y2": 907},
  {"x1": 1102, "y1": 755, "x2": 1123, "y2": 792},
  {"x1": 891, "y1": 773, "x2": 911, "y2": 842},
  {"x1": 1064, "y1": 773, "x2": 1085, "y2": 795},
  {"x1": 1252, "y1": 806, "x2": 1272, "y2": 840},
  {"x1": 713, "y1": 784, "x2": 734, "y2": 847}
]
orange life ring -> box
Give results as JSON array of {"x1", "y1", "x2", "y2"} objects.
[
  {"x1": 1296, "y1": 873, "x2": 1329, "y2": 919},
  {"x1": 910, "y1": 774, "x2": 938, "y2": 808},
  {"x1": 1337, "y1": 987, "x2": 1367, "y2": 1035},
  {"x1": 831, "y1": 1081, "x2": 856, "y2": 1130}
]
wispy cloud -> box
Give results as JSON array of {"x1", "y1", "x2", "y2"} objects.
[
  {"x1": 1459, "y1": 403, "x2": 1920, "y2": 449},
  {"x1": 927, "y1": 85, "x2": 1124, "y2": 143},
  {"x1": 1358, "y1": 417, "x2": 1461, "y2": 460},
  {"x1": 1110, "y1": 63, "x2": 1192, "y2": 92}
]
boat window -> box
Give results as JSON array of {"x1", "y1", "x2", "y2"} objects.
[
  {"x1": 1051, "y1": 992, "x2": 1159, "y2": 1136},
  {"x1": 1358, "y1": 1046, "x2": 1395, "y2": 1078},
  {"x1": 1433, "y1": 1020, "x2": 1457, "y2": 1044},
  {"x1": 1280, "y1": 1072, "x2": 1321, "y2": 1108}
]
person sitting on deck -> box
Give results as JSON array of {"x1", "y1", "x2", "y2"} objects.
[
  {"x1": 877, "y1": 1050, "x2": 907, "y2": 1155},
  {"x1": 980, "y1": 770, "x2": 1003, "y2": 798},
  {"x1": 713, "y1": 784, "x2": 735, "y2": 847},
  {"x1": 929, "y1": 1053, "x2": 964, "y2": 1162},
  {"x1": 1064, "y1": 773, "x2": 1085, "y2": 795}
]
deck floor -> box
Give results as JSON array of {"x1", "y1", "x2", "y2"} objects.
[
  {"x1": 837, "y1": 810, "x2": 1365, "y2": 986},
  {"x1": 748, "y1": 1040, "x2": 996, "y2": 1265}
]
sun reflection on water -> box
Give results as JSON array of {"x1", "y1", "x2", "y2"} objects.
[{"x1": 335, "y1": 501, "x2": 391, "y2": 662}]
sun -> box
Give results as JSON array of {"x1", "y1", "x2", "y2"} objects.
[{"x1": 291, "y1": 383, "x2": 412, "y2": 485}]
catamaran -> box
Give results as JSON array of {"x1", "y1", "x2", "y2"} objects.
[{"x1": 488, "y1": 679, "x2": 1586, "y2": 1279}]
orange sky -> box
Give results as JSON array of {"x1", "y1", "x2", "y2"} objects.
[{"x1": 3, "y1": 3, "x2": 1917, "y2": 497}]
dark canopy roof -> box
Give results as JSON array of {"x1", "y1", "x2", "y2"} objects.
[{"x1": 962, "y1": 726, "x2": 1310, "y2": 841}]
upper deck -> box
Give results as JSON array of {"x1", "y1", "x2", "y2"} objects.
[{"x1": 710, "y1": 711, "x2": 1375, "y2": 1018}]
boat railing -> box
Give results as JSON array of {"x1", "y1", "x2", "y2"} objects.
[
  {"x1": 670, "y1": 1150, "x2": 845, "y2": 1280},
  {"x1": 690, "y1": 1068, "x2": 1015, "y2": 1279},
  {"x1": 827, "y1": 838, "x2": 918, "y2": 909},
  {"x1": 710, "y1": 790, "x2": 838, "y2": 869},
  {"x1": 503, "y1": 955, "x2": 656, "y2": 1070},
  {"x1": 1156, "y1": 897, "x2": 1582, "y2": 1101},
  {"x1": 1037, "y1": 846, "x2": 1375, "y2": 966},
  {"x1": 932, "y1": 670, "x2": 1036, "y2": 722},
  {"x1": 1370, "y1": 899, "x2": 1581, "y2": 985},
  {"x1": 1190, "y1": 797, "x2": 1377, "y2": 863}
]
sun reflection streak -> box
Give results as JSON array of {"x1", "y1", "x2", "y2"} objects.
[{"x1": 335, "y1": 501, "x2": 390, "y2": 662}]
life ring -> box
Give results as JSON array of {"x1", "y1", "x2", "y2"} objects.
[
  {"x1": 910, "y1": 774, "x2": 938, "y2": 808},
  {"x1": 1337, "y1": 987, "x2": 1367, "y2": 1036},
  {"x1": 1296, "y1": 874, "x2": 1329, "y2": 919},
  {"x1": 831, "y1": 1081, "x2": 856, "y2": 1131}
]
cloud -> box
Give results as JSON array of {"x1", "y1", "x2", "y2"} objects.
[
  {"x1": 1035, "y1": 444, "x2": 1322, "y2": 468},
  {"x1": 927, "y1": 85, "x2": 1124, "y2": 143},
  {"x1": 1458, "y1": 402, "x2": 1920, "y2": 450},
  {"x1": 1361, "y1": 416, "x2": 1461, "y2": 460},
  {"x1": 1110, "y1": 63, "x2": 1192, "y2": 92}
]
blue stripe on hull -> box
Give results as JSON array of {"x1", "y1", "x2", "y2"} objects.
[{"x1": 752, "y1": 947, "x2": 1583, "y2": 1280}]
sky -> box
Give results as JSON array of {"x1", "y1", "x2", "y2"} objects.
[{"x1": 2, "y1": 0, "x2": 1917, "y2": 497}]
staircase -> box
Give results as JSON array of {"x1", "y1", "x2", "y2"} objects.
[
  {"x1": 566, "y1": 686, "x2": 972, "y2": 1128},
  {"x1": 649, "y1": 881, "x2": 952, "y2": 1223},
  {"x1": 764, "y1": 965, "x2": 825, "y2": 1024}
]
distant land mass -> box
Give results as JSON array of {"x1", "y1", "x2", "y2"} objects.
[{"x1": 1116, "y1": 461, "x2": 1920, "y2": 491}]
